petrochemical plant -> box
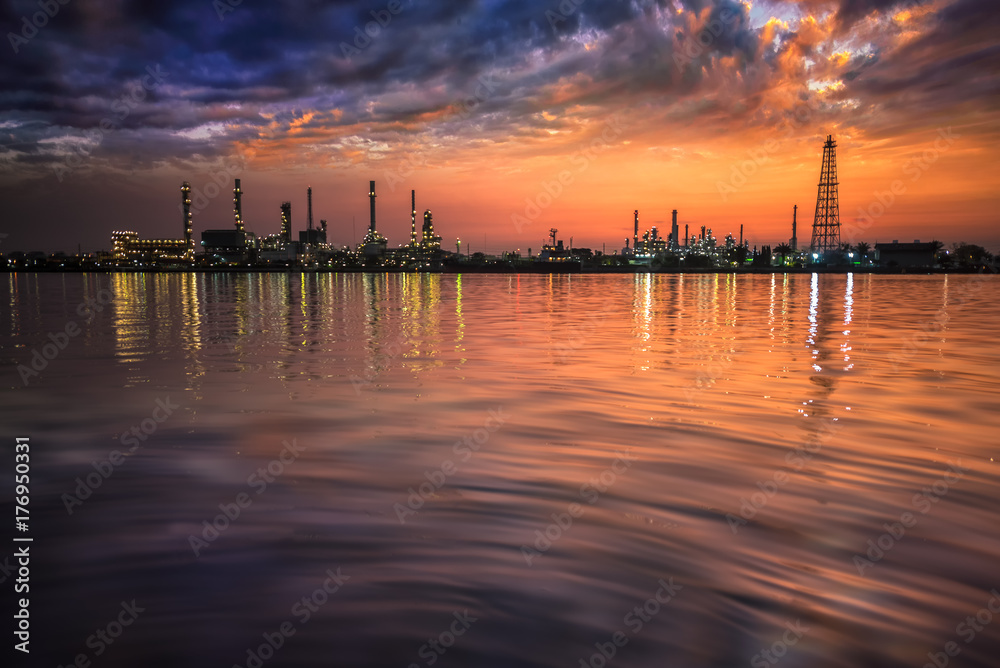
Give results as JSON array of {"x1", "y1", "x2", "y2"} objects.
[{"x1": 6, "y1": 136, "x2": 986, "y2": 272}]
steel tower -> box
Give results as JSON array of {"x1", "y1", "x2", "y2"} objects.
[{"x1": 810, "y1": 135, "x2": 841, "y2": 256}]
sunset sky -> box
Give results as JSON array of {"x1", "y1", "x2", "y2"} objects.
[{"x1": 1, "y1": 0, "x2": 997, "y2": 254}]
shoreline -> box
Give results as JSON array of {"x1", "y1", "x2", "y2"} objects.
[{"x1": 2, "y1": 266, "x2": 993, "y2": 275}]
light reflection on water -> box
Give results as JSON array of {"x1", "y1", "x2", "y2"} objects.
[{"x1": 2, "y1": 272, "x2": 1000, "y2": 667}]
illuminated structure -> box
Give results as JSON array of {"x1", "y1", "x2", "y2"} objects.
[
  {"x1": 111, "y1": 230, "x2": 190, "y2": 265},
  {"x1": 633, "y1": 210, "x2": 639, "y2": 253},
  {"x1": 234, "y1": 178, "x2": 245, "y2": 233},
  {"x1": 362, "y1": 180, "x2": 387, "y2": 257},
  {"x1": 421, "y1": 210, "x2": 441, "y2": 252},
  {"x1": 634, "y1": 226, "x2": 667, "y2": 259},
  {"x1": 109, "y1": 180, "x2": 194, "y2": 265},
  {"x1": 257, "y1": 201, "x2": 294, "y2": 264},
  {"x1": 534, "y1": 229, "x2": 581, "y2": 271},
  {"x1": 810, "y1": 135, "x2": 841, "y2": 257},
  {"x1": 201, "y1": 180, "x2": 254, "y2": 264},
  {"x1": 280, "y1": 202, "x2": 291, "y2": 243},
  {"x1": 410, "y1": 190, "x2": 417, "y2": 247},
  {"x1": 181, "y1": 181, "x2": 194, "y2": 260},
  {"x1": 629, "y1": 208, "x2": 669, "y2": 261}
]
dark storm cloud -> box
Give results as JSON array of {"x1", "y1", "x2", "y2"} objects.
[
  {"x1": 838, "y1": 0, "x2": 1000, "y2": 139},
  {"x1": 833, "y1": 0, "x2": 919, "y2": 26},
  {"x1": 0, "y1": 0, "x2": 997, "y2": 179}
]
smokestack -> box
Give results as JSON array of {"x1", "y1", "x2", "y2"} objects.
[
  {"x1": 234, "y1": 178, "x2": 244, "y2": 232},
  {"x1": 700, "y1": 225, "x2": 706, "y2": 241},
  {"x1": 740, "y1": 223, "x2": 743, "y2": 247},
  {"x1": 411, "y1": 189, "x2": 417, "y2": 246},
  {"x1": 633, "y1": 210, "x2": 639, "y2": 250},
  {"x1": 684, "y1": 223, "x2": 689, "y2": 247},
  {"x1": 181, "y1": 182, "x2": 193, "y2": 258},
  {"x1": 791, "y1": 204, "x2": 798, "y2": 251},
  {"x1": 671, "y1": 210, "x2": 678, "y2": 250},
  {"x1": 307, "y1": 186, "x2": 313, "y2": 231},
  {"x1": 369, "y1": 180, "x2": 377, "y2": 234}
]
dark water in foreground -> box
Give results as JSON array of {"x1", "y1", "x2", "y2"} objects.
[{"x1": 2, "y1": 272, "x2": 999, "y2": 668}]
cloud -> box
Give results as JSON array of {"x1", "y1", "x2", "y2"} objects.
[{"x1": 0, "y1": 0, "x2": 995, "y2": 187}]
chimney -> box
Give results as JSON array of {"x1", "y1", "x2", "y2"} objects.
[
  {"x1": 369, "y1": 181, "x2": 377, "y2": 233},
  {"x1": 791, "y1": 204, "x2": 798, "y2": 251},
  {"x1": 633, "y1": 210, "x2": 639, "y2": 251},
  {"x1": 307, "y1": 186, "x2": 313, "y2": 231}
]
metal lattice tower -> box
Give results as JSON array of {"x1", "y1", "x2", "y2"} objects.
[{"x1": 810, "y1": 135, "x2": 841, "y2": 256}]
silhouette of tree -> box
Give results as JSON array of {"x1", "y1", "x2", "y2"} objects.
[{"x1": 774, "y1": 243, "x2": 792, "y2": 265}]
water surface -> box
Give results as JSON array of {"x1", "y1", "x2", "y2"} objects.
[{"x1": 2, "y1": 272, "x2": 999, "y2": 667}]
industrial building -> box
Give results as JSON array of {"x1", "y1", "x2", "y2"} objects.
[
  {"x1": 107, "y1": 181, "x2": 195, "y2": 267},
  {"x1": 874, "y1": 241, "x2": 939, "y2": 267},
  {"x1": 201, "y1": 178, "x2": 256, "y2": 264},
  {"x1": 361, "y1": 180, "x2": 388, "y2": 258},
  {"x1": 298, "y1": 186, "x2": 327, "y2": 246},
  {"x1": 111, "y1": 231, "x2": 190, "y2": 266}
]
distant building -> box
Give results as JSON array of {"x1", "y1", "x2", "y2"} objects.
[{"x1": 875, "y1": 241, "x2": 938, "y2": 267}]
